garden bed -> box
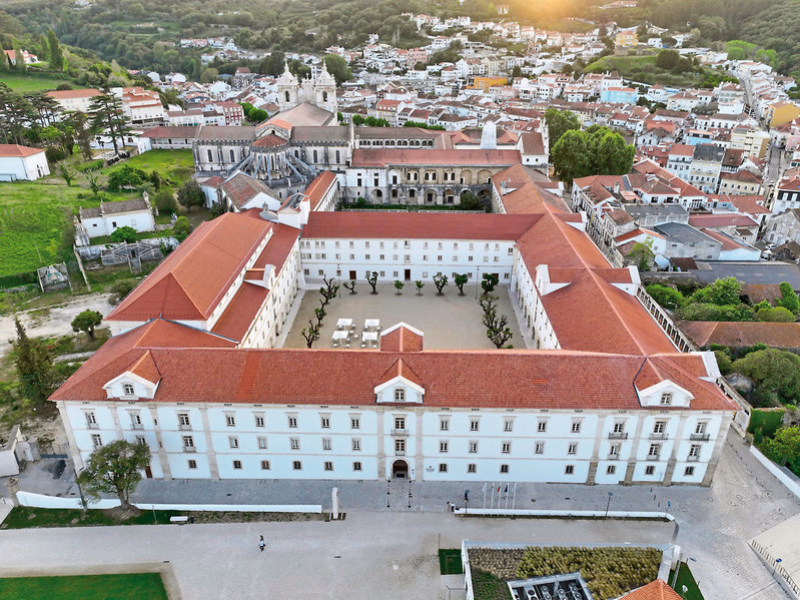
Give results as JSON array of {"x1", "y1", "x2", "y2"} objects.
[
  {"x1": 0, "y1": 573, "x2": 167, "y2": 600},
  {"x1": 468, "y1": 546, "x2": 661, "y2": 600}
]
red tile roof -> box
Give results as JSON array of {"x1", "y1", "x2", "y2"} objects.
[
  {"x1": 211, "y1": 282, "x2": 269, "y2": 342},
  {"x1": 46, "y1": 88, "x2": 101, "y2": 100},
  {"x1": 381, "y1": 325, "x2": 424, "y2": 352},
  {"x1": 303, "y1": 171, "x2": 338, "y2": 211},
  {"x1": 687, "y1": 214, "x2": 757, "y2": 228},
  {"x1": 351, "y1": 148, "x2": 520, "y2": 167},
  {"x1": 303, "y1": 212, "x2": 541, "y2": 241},
  {"x1": 680, "y1": 321, "x2": 800, "y2": 348},
  {"x1": 0, "y1": 144, "x2": 45, "y2": 157},
  {"x1": 106, "y1": 212, "x2": 273, "y2": 322},
  {"x1": 620, "y1": 580, "x2": 681, "y2": 600}
]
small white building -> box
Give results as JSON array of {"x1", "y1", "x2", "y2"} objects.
[
  {"x1": 78, "y1": 195, "x2": 156, "y2": 238},
  {"x1": 0, "y1": 144, "x2": 50, "y2": 181}
]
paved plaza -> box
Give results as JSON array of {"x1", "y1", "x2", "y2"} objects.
[
  {"x1": 282, "y1": 283, "x2": 525, "y2": 350},
  {"x1": 2, "y1": 431, "x2": 797, "y2": 599}
]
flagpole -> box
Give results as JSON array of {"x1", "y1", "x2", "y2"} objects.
[
  {"x1": 505, "y1": 485, "x2": 509, "y2": 510},
  {"x1": 482, "y1": 482, "x2": 487, "y2": 509},
  {"x1": 512, "y1": 483, "x2": 517, "y2": 510}
]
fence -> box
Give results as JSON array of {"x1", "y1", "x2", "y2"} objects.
[
  {"x1": 14, "y1": 491, "x2": 322, "y2": 514},
  {"x1": 31, "y1": 441, "x2": 70, "y2": 460},
  {"x1": 749, "y1": 445, "x2": 800, "y2": 500}
]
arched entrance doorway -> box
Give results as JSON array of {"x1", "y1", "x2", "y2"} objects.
[{"x1": 392, "y1": 459, "x2": 409, "y2": 479}]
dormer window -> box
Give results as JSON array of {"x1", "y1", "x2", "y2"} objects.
[
  {"x1": 394, "y1": 388, "x2": 405, "y2": 402},
  {"x1": 123, "y1": 384, "x2": 135, "y2": 396},
  {"x1": 660, "y1": 393, "x2": 673, "y2": 406}
]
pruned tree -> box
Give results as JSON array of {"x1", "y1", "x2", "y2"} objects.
[
  {"x1": 320, "y1": 275, "x2": 339, "y2": 304},
  {"x1": 343, "y1": 280, "x2": 357, "y2": 295},
  {"x1": 433, "y1": 273, "x2": 449, "y2": 296},
  {"x1": 301, "y1": 321, "x2": 320, "y2": 348},
  {"x1": 479, "y1": 295, "x2": 513, "y2": 349},
  {"x1": 415, "y1": 280, "x2": 424, "y2": 296},
  {"x1": 71, "y1": 310, "x2": 103, "y2": 340},
  {"x1": 77, "y1": 439, "x2": 150, "y2": 512},
  {"x1": 366, "y1": 271, "x2": 378, "y2": 294},
  {"x1": 481, "y1": 273, "x2": 499, "y2": 295},
  {"x1": 454, "y1": 273, "x2": 468, "y2": 296},
  {"x1": 13, "y1": 318, "x2": 57, "y2": 404},
  {"x1": 394, "y1": 280, "x2": 404, "y2": 295},
  {"x1": 314, "y1": 307, "x2": 326, "y2": 327}
]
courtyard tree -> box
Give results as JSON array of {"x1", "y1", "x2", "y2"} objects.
[
  {"x1": 479, "y1": 295, "x2": 514, "y2": 349},
  {"x1": 433, "y1": 273, "x2": 449, "y2": 296},
  {"x1": 394, "y1": 280, "x2": 404, "y2": 295},
  {"x1": 71, "y1": 310, "x2": 103, "y2": 340},
  {"x1": 13, "y1": 318, "x2": 56, "y2": 404},
  {"x1": 77, "y1": 439, "x2": 150, "y2": 512},
  {"x1": 481, "y1": 273, "x2": 499, "y2": 295},
  {"x1": 320, "y1": 275, "x2": 339, "y2": 305},
  {"x1": 344, "y1": 280, "x2": 357, "y2": 295},
  {"x1": 301, "y1": 321, "x2": 320, "y2": 348},
  {"x1": 110, "y1": 225, "x2": 138, "y2": 244},
  {"x1": 177, "y1": 179, "x2": 205, "y2": 212},
  {"x1": 366, "y1": 271, "x2": 378, "y2": 294},
  {"x1": 454, "y1": 273, "x2": 468, "y2": 296},
  {"x1": 415, "y1": 281, "x2": 424, "y2": 296},
  {"x1": 314, "y1": 307, "x2": 326, "y2": 327}
]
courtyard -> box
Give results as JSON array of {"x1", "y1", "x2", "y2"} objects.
[{"x1": 282, "y1": 283, "x2": 526, "y2": 350}]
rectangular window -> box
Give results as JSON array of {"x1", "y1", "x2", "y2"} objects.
[
  {"x1": 504, "y1": 419, "x2": 513, "y2": 432},
  {"x1": 395, "y1": 439, "x2": 405, "y2": 453},
  {"x1": 352, "y1": 439, "x2": 361, "y2": 451},
  {"x1": 645, "y1": 465, "x2": 656, "y2": 475},
  {"x1": 648, "y1": 444, "x2": 661, "y2": 457},
  {"x1": 606, "y1": 465, "x2": 616, "y2": 475},
  {"x1": 321, "y1": 417, "x2": 331, "y2": 429},
  {"x1": 613, "y1": 422, "x2": 624, "y2": 434},
  {"x1": 565, "y1": 465, "x2": 574, "y2": 475},
  {"x1": 439, "y1": 463, "x2": 448, "y2": 473},
  {"x1": 689, "y1": 444, "x2": 700, "y2": 457},
  {"x1": 187, "y1": 459, "x2": 197, "y2": 469},
  {"x1": 469, "y1": 441, "x2": 478, "y2": 453},
  {"x1": 695, "y1": 422, "x2": 707, "y2": 434},
  {"x1": 182, "y1": 435, "x2": 194, "y2": 450},
  {"x1": 439, "y1": 441, "x2": 449, "y2": 453},
  {"x1": 123, "y1": 383, "x2": 135, "y2": 396},
  {"x1": 537, "y1": 420, "x2": 547, "y2": 433},
  {"x1": 350, "y1": 461, "x2": 361, "y2": 472},
  {"x1": 395, "y1": 417, "x2": 406, "y2": 430},
  {"x1": 290, "y1": 438, "x2": 300, "y2": 450},
  {"x1": 178, "y1": 413, "x2": 191, "y2": 429},
  {"x1": 257, "y1": 437, "x2": 268, "y2": 450},
  {"x1": 467, "y1": 463, "x2": 477, "y2": 474},
  {"x1": 323, "y1": 438, "x2": 332, "y2": 451},
  {"x1": 233, "y1": 460, "x2": 242, "y2": 470},
  {"x1": 501, "y1": 442, "x2": 511, "y2": 454},
  {"x1": 85, "y1": 412, "x2": 97, "y2": 427},
  {"x1": 571, "y1": 421, "x2": 582, "y2": 433},
  {"x1": 470, "y1": 419, "x2": 479, "y2": 432},
  {"x1": 610, "y1": 444, "x2": 620, "y2": 456},
  {"x1": 535, "y1": 442, "x2": 545, "y2": 454},
  {"x1": 229, "y1": 436, "x2": 239, "y2": 449},
  {"x1": 654, "y1": 421, "x2": 666, "y2": 434},
  {"x1": 226, "y1": 414, "x2": 236, "y2": 427},
  {"x1": 255, "y1": 415, "x2": 265, "y2": 428},
  {"x1": 288, "y1": 416, "x2": 298, "y2": 428},
  {"x1": 440, "y1": 418, "x2": 449, "y2": 431},
  {"x1": 684, "y1": 466, "x2": 695, "y2": 476},
  {"x1": 293, "y1": 461, "x2": 302, "y2": 470},
  {"x1": 324, "y1": 461, "x2": 334, "y2": 471},
  {"x1": 261, "y1": 460, "x2": 270, "y2": 470},
  {"x1": 91, "y1": 434, "x2": 102, "y2": 448},
  {"x1": 568, "y1": 443, "x2": 577, "y2": 455},
  {"x1": 500, "y1": 464, "x2": 509, "y2": 474},
  {"x1": 351, "y1": 417, "x2": 360, "y2": 430},
  {"x1": 660, "y1": 392, "x2": 672, "y2": 405},
  {"x1": 394, "y1": 389, "x2": 405, "y2": 402}
]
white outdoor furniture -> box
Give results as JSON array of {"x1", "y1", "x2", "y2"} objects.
[
  {"x1": 364, "y1": 319, "x2": 380, "y2": 330},
  {"x1": 332, "y1": 330, "x2": 349, "y2": 341},
  {"x1": 337, "y1": 318, "x2": 353, "y2": 330},
  {"x1": 362, "y1": 331, "x2": 378, "y2": 342}
]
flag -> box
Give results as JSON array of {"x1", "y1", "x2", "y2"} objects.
[
  {"x1": 504, "y1": 485, "x2": 508, "y2": 493},
  {"x1": 497, "y1": 486, "x2": 501, "y2": 492}
]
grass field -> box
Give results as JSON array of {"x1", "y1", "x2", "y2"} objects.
[
  {"x1": 0, "y1": 573, "x2": 168, "y2": 600},
  {"x1": 670, "y1": 562, "x2": 704, "y2": 600},
  {"x1": 0, "y1": 72, "x2": 74, "y2": 93},
  {"x1": 584, "y1": 54, "x2": 708, "y2": 88},
  {"x1": 0, "y1": 149, "x2": 194, "y2": 279}
]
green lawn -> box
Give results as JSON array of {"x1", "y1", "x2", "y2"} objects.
[
  {"x1": 585, "y1": 54, "x2": 708, "y2": 88},
  {"x1": 0, "y1": 72, "x2": 74, "y2": 93},
  {"x1": 0, "y1": 149, "x2": 195, "y2": 280},
  {"x1": 0, "y1": 573, "x2": 167, "y2": 600},
  {"x1": 439, "y1": 549, "x2": 464, "y2": 575},
  {"x1": 670, "y1": 562, "x2": 704, "y2": 600}
]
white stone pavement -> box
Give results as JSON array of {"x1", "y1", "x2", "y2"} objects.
[{"x1": 0, "y1": 431, "x2": 795, "y2": 599}]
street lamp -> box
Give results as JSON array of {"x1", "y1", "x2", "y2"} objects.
[{"x1": 605, "y1": 491, "x2": 614, "y2": 518}]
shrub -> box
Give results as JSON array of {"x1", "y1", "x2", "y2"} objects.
[
  {"x1": 756, "y1": 306, "x2": 795, "y2": 322},
  {"x1": 110, "y1": 226, "x2": 138, "y2": 244},
  {"x1": 645, "y1": 284, "x2": 684, "y2": 309},
  {"x1": 778, "y1": 282, "x2": 800, "y2": 314},
  {"x1": 109, "y1": 280, "x2": 137, "y2": 305},
  {"x1": 172, "y1": 216, "x2": 193, "y2": 242},
  {"x1": 45, "y1": 146, "x2": 67, "y2": 164},
  {"x1": 674, "y1": 302, "x2": 754, "y2": 322},
  {"x1": 714, "y1": 349, "x2": 732, "y2": 375},
  {"x1": 731, "y1": 348, "x2": 800, "y2": 405},
  {"x1": 690, "y1": 277, "x2": 742, "y2": 306},
  {"x1": 153, "y1": 189, "x2": 178, "y2": 214}
]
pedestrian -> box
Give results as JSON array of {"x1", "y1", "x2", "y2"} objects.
[
  {"x1": 446, "y1": 501, "x2": 451, "y2": 512},
  {"x1": 259, "y1": 535, "x2": 265, "y2": 552}
]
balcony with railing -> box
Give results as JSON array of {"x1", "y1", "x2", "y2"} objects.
[
  {"x1": 690, "y1": 433, "x2": 710, "y2": 441},
  {"x1": 608, "y1": 432, "x2": 628, "y2": 440},
  {"x1": 645, "y1": 454, "x2": 661, "y2": 461},
  {"x1": 649, "y1": 432, "x2": 667, "y2": 440},
  {"x1": 391, "y1": 429, "x2": 408, "y2": 437},
  {"x1": 183, "y1": 445, "x2": 196, "y2": 453},
  {"x1": 687, "y1": 454, "x2": 700, "y2": 462}
]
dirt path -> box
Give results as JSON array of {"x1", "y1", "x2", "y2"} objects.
[{"x1": 0, "y1": 293, "x2": 114, "y2": 357}]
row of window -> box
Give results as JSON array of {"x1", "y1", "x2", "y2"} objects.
[
  {"x1": 86, "y1": 410, "x2": 708, "y2": 439},
  {"x1": 186, "y1": 459, "x2": 362, "y2": 472},
  {"x1": 303, "y1": 253, "x2": 505, "y2": 264},
  {"x1": 303, "y1": 240, "x2": 507, "y2": 252}
]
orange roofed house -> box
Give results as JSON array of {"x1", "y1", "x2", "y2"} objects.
[{"x1": 51, "y1": 167, "x2": 737, "y2": 485}]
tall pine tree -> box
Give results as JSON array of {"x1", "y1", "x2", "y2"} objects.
[
  {"x1": 13, "y1": 318, "x2": 57, "y2": 404},
  {"x1": 46, "y1": 29, "x2": 64, "y2": 72},
  {"x1": 89, "y1": 90, "x2": 131, "y2": 154}
]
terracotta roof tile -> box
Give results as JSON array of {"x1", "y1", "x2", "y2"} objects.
[
  {"x1": 680, "y1": 321, "x2": 800, "y2": 348},
  {"x1": 0, "y1": 144, "x2": 45, "y2": 157},
  {"x1": 620, "y1": 580, "x2": 681, "y2": 600}
]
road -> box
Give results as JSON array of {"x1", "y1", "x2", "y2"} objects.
[{"x1": 0, "y1": 293, "x2": 113, "y2": 357}]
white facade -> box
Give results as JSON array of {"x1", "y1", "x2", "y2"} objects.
[{"x1": 0, "y1": 149, "x2": 49, "y2": 181}]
